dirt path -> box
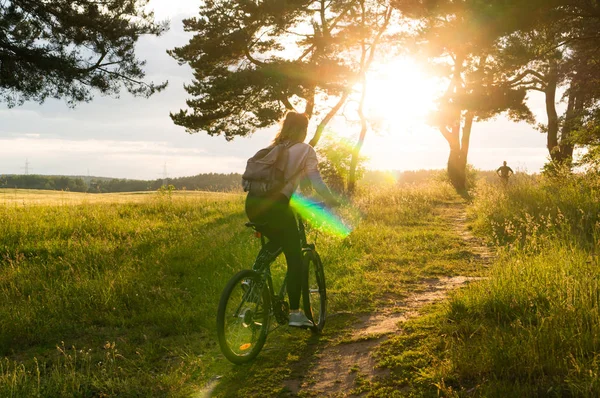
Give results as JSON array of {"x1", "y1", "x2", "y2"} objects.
[{"x1": 281, "y1": 202, "x2": 493, "y2": 397}]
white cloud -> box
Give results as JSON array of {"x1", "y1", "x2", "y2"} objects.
[
  {"x1": 0, "y1": 138, "x2": 206, "y2": 156},
  {"x1": 0, "y1": 139, "x2": 244, "y2": 179},
  {"x1": 146, "y1": 0, "x2": 199, "y2": 19}
]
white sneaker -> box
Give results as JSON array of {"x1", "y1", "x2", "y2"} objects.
[{"x1": 288, "y1": 311, "x2": 314, "y2": 328}]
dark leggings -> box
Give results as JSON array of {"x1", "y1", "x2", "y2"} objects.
[{"x1": 245, "y1": 194, "x2": 302, "y2": 310}]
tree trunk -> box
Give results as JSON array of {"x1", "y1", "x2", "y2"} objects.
[
  {"x1": 547, "y1": 73, "x2": 579, "y2": 168},
  {"x1": 347, "y1": 128, "x2": 366, "y2": 194},
  {"x1": 442, "y1": 112, "x2": 473, "y2": 192},
  {"x1": 308, "y1": 91, "x2": 349, "y2": 147},
  {"x1": 461, "y1": 111, "x2": 474, "y2": 162},
  {"x1": 437, "y1": 52, "x2": 473, "y2": 192},
  {"x1": 545, "y1": 64, "x2": 560, "y2": 160},
  {"x1": 558, "y1": 88, "x2": 576, "y2": 164},
  {"x1": 557, "y1": 77, "x2": 585, "y2": 165},
  {"x1": 447, "y1": 148, "x2": 466, "y2": 191},
  {"x1": 348, "y1": 86, "x2": 368, "y2": 194}
]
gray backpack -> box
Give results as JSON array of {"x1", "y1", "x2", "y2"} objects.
[{"x1": 242, "y1": 142, "x2": 296, "y2": 196}]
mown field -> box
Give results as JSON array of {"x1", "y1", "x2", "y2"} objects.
[
  {"x1": 2, "y1": 172, "x2": 599, "y2": 397},
  {"x1": 0, "y1": 184, "x2": 481, "y2": 397}
]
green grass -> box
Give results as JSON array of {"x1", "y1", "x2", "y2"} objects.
[
  {"x1": 469, "y1": 173, "x2": 600, "y2": 248},
  {"x1": 1, "y1": 191, "x2": 247, "y2": 396},
  {"x1": 0, "y1": 182, "x2": 481, "y2": 397},
  {"x1": 367, "y1": 173, "x2": 600, "y2": 397}
]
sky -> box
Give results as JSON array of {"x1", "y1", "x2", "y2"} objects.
[{"x1": 0, "y1": 1, "x2": 552, "y2": 180}]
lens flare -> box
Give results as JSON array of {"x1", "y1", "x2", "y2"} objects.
[{"x1": 290, "y1": 195, "x2": 351, "y2": 238}]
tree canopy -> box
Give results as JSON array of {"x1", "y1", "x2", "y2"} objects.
[
  {"x1": 168, "y1": 0, "x2": 395, "y2": 142},
  {"x1": 488, "y1": 0, "x2": 600, "y2": 167},
  {"x1": 169, "y1": 0, "x2": 600, "y2": 189},
  {"x1": 392, "y1": 0, "x2": 600, "y2": 184},
  {"x1": 394, "y1": 0, "x2": 533, "y2": 189},
  {"x1": 0, "y1": 0, "x2": 168, "y2": 107}
]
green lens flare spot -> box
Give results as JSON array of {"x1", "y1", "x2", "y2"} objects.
[{"x1": 290, "y1": 196, "x2": 351, "y2": 237}]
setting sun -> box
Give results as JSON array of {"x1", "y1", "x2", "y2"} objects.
[
  {"x1": 350, "y1": 57, "x2": 449, "y2": 170},
  {"x1": 365, "y1": 57, "x2": 442, "y2": 133}
]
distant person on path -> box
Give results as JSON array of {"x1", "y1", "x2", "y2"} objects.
[
  {"x1": 244, "y1": 112, "x2": 340, "y2": 329},
  {"x1": 496, "y1": 161, "x2": 514, "y2": 185}
]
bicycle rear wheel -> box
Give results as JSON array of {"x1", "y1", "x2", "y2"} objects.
[
  {"x1": 216, "y1": 269, "x2": 270, "y2": 364},
  {"x1": 302, "y1": 250, "x2": 327, "y2": 332}
]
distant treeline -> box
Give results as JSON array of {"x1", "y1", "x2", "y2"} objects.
[
  {"x1": 0, "y1": 173, "x2": 242, "y2": 193},
  {"x1": 0, "y1": 169, "x2": 518, "y2": 194}
]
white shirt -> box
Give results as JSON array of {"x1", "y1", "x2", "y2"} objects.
[{"x1": 281, "y1": 142, "x2": 333, "y2": 200}]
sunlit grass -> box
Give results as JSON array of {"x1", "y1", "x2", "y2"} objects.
[
  {"x1": 0, "y1": 191, "x2": 248, "y2": 396},
  {"x1": 0, "y1": 188, "x2": 239, "y2": 206},
  {"x1": 370, "y1": 173, "x2": 600, "y2": 397},
  {"x1": 0, "y1": 182, "x2": 477, "y2": 396}
]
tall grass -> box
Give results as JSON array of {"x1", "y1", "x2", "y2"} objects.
[
  {"x1": 470, "y1": 173, "x2": 600, "y2": 249},
  {"x1": 380, "y1": 173, "x2": 600, "y2": 396},
  {"x1": 0, "y1": 192, "x2": 251, "y2": 396},
  {"x1": 1, "y1": 182, "x2": 471, "y2": 397},
  {"x1": 442, "y1": 245, "x2": 600, "y2": 396}
]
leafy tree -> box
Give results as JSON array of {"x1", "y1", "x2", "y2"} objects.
[
  {"x1": 0, "y1": 0, "x2": 168, "y2": 107},
  {"x1": 493, "y1": 11, "x2": 577, "y2": 166},
  {"x1": 474, "y1": 0, "x2": 600, "y2": 168},
  {"x1": 317, "y1": 136, "x2": 367, "y2": 193},
  {"x1": 347, "y1": 0, "x2": 392, "y2": 193},
  {"x1": 169, "y1": 0, "x2": 395, "y2": 151},
  {"x1": 554, "y1": 1, "x2": 600, "y2": 167},
  {"x1": 396, "y1": 0, "x2": 532, "y2": 191},
  {"x1": 169, "y1": 1, "x2": 353, "y2": 141}
]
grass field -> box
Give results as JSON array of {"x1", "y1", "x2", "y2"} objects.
[
  {"x1": 1, "y1": 189, "x2": 247, "y2": 396},
  {"x1": 2, "y1": 174, "x2": 598, "y2": 397},
  {"x1": 0, "y1": 188, "x2": 239, "y2": 206},
  {"x1": 0, "y1": 182, "x2": 484, "y2": 397},
  {"x1": 366, "y1": 173, "x2": 600, "y2": 397}
]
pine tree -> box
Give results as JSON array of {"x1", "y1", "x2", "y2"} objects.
[
  {"x1": 168, "y1": 0, "x2": 392, "y2": 144},
  {"x1": 0, "y1": 0, "x2": 168, "y2": 106}
]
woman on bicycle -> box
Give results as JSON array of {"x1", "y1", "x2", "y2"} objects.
[{"x1": 245, "y1": 111, "x2": 339, "y2": 328}]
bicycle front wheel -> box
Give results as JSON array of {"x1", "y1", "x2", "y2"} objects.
[
  {"x1": 216, "y1": 269, "x2": 270, "y2": 364},
  {"x1": 302, "y1": 250, "x2": 327, "y2": 332}
]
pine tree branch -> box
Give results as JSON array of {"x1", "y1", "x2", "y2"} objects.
[
  {"x1": 97, "y1": 67, "x2": 150, "y2": 87},
  {"x1": 243, "y1": 47, "x2": 266, "y2": 67},
  {"x1": 506, "y1": 69, "x2": 548, "y2": 85}
]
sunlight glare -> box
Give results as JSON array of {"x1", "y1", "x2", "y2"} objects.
[
  {"x1": 358, "y1": 57, "x2": 448, "y2": 170},
  {"x1": 365, "y1": 57, "x2": 441, "y2": 134}
]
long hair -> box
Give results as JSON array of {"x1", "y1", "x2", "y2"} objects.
[{"x1": 272, "y1": 112, "x2": 309, "y2": 145}]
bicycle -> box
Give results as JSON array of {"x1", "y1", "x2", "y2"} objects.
[{"x1": 216, "y1": 203, "x2": 327, "y2": 364}]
